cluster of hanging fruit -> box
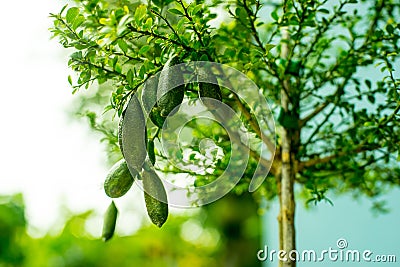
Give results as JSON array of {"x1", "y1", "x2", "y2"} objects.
[{"x1": 102, "y1": 55, "x2": 222, "y2": 241}]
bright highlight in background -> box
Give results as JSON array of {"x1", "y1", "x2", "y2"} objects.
[{"x1": 0, "y1": 0, "x2": 114, "y2": 234}]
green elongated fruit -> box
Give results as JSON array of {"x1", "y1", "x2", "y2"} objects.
[
  {"x1": 141, "y1": 75, "x2": 166, "y2": 128},
  {"x1": 102, "y1": 201, "x2": 118, "y2": 241},
  {"x1": 104, "y1": 159, "x2": 136, "y2": 198},
  {"x1": 142, "y1": 166, "x2": 168, "y2": 227},
  {"x1": 147, "y1": 140, "x2": 156, "y2": 165},
  {"x1": 157, "y1": 55, "x2": 185, "y2": 117},
  {"x1": 141, "y1": 75, "x2": 159, "y2": 115},
  {"x1": 198, "y1": 68, "x2": 222, "y2": 110},
  {"x1": 120, "y1": 94, "x2": 147, "y2": 173}
]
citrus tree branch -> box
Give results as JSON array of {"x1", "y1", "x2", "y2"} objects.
[
  {"x1": 126, "y1": 24, "x2": 194, "y2": 52},
  {"x1": 299, "y1": 100, "x2": 400, "y2": 171},
  {"x1": 242, "y1": 0, "x2": 263, "y2": 50},
  {"x1": 176, "y1": 0, "x2": 205, "y2": 47},
  {"x1": 150, "y1": 9, "x2": 184, "y2": 45},
  {"x1": 298, "y1": 143, "x2": 381, "y2": 171}
]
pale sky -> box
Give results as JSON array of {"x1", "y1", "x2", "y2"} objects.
[{"x1": 0, "y1": 0, "x2": 147, "y2": 236}]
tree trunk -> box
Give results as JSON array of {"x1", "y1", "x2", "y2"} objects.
[{"x1": 278, "y1": 27, "x2": 297, "y2": 267}]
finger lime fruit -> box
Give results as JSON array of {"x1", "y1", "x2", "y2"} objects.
[
  {"x1": 120, "y1": 94, "x2": 147, "y2": 173},
  {"x1": 102, "y1": 201, "x2": 118, "y2": 242},
  {"x1": 141, "y1": 75, "x2": 159, "y2": 115},
  {"x1": 141, "y1": 75, "x2": 166, "y2": 128},
  {"x1": 147, "y1": 139, "x2": 156, "y2": 166},
  {"x1": 142, "y1": 166, "x2": 168, "y2": 227},
  {"x1": 198, "y1": 68, "x2": 222, "y2": 110},
  {"x1": 157, "y1": 55, "x2": 185, "y2": 117},
  {"x1": 104, "y1": 159, "x2": 136, "y2": 198}
]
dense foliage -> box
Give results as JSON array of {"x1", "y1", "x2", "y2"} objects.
[
  {"x1": 51, "y1": 0, "x2": 400, "y2": 205},
  {"x1": 0, "y1": 193, "x2": 261, "y2": 267}
]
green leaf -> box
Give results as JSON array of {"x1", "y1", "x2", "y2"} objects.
[
  {"x1": 103, "y1": 105, "x2": 114, "y2": 114},
  {"x1": 60, "y1": 4, "x2": 68, "y2": 15},
  {"x1": 134, "y1": 5, "x2": 147, "y2": 24},
  {"x1": 365, "y1": 79, "x2": 372, "y2": 89},
  {"x1": 68, "y1": 75, "x2": 73, "y2": 85},
  {"x1": 72, "y1": 15, "x2": 84, "y2": 30},
  {"x1": 367, "y1": 95, "x2": 375, "y2": 104},
  {"x1": 144, "y1": 60, "x2": 155, "y2": 71},
  {"x1": 235, "y1": 7, "x2": 247, "y2": 19},
  {"x1": 364, "y1": 121, "x2": 374, "y2": 127},
  {"x1": 99, "y1": 18, "x2": 108, "y2": 25},
  {"x1": 117, "y1": 39, "x2": 128, "y2": 53},
  {"x1": 70, "y1": 51, "x2": 82, "y2": 60},
  {"x1": 176, "y1": 18, "x2": 187, "y2": 32},
  {"x1": 139, "y1": 65, "x2": 146, "y2": 79},
  {"x1": 139, "y1": 45, "x2": 151, "y2": 55},
  {"x1": 271, "y1": 11, "x2": 279, "y2": 21},
  {"x1": 127, "y1": 69, "x2": 134, "y2": 87},
  {"x1": 115, "y1": 63, "x2": 122, "y2": 74},
  {"x1": 66, "y1": 7, "x2": 79, "y2": 24},
  {"x1": 144, "y1": 17, "x2": 153, "y2": 30},
  {"x1": 278, "y1": 108, "x2": 299, "y2": 129},
  {"x1": 199, "y1": 54, "x2": 209, "y2": 61},
  {"x1": 386, "y1": 24, "x2": 394, "y2": 34},
  {"x1": 318, "y1": 8, "x2": 329, "y2": 14},
  {"x1": 265, "y1": 44, "x2": 275, "y2": 53},
  {"x1": 224, "y1": 48, "x2": 236, "y2": 58},
  {"x1": 191, "y1": 4, "x2": 203, "y2": 16},
  {"x1": 109, "y1": 56, "x2": 118, "y2": 69},
  {"x1": 168, "y1": 8, "x2": 184, "y2": 16},
  {"x1": 286, "y1": 60, "x2": 301, "y2": 76}
]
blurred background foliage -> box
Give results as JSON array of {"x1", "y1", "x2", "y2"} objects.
[
  {"x1": 0, "y1": 18, "x2": 268, "y2": 266},
  {"x1": 0, "y1": 193, "x2": 262, "y2": 267}
]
